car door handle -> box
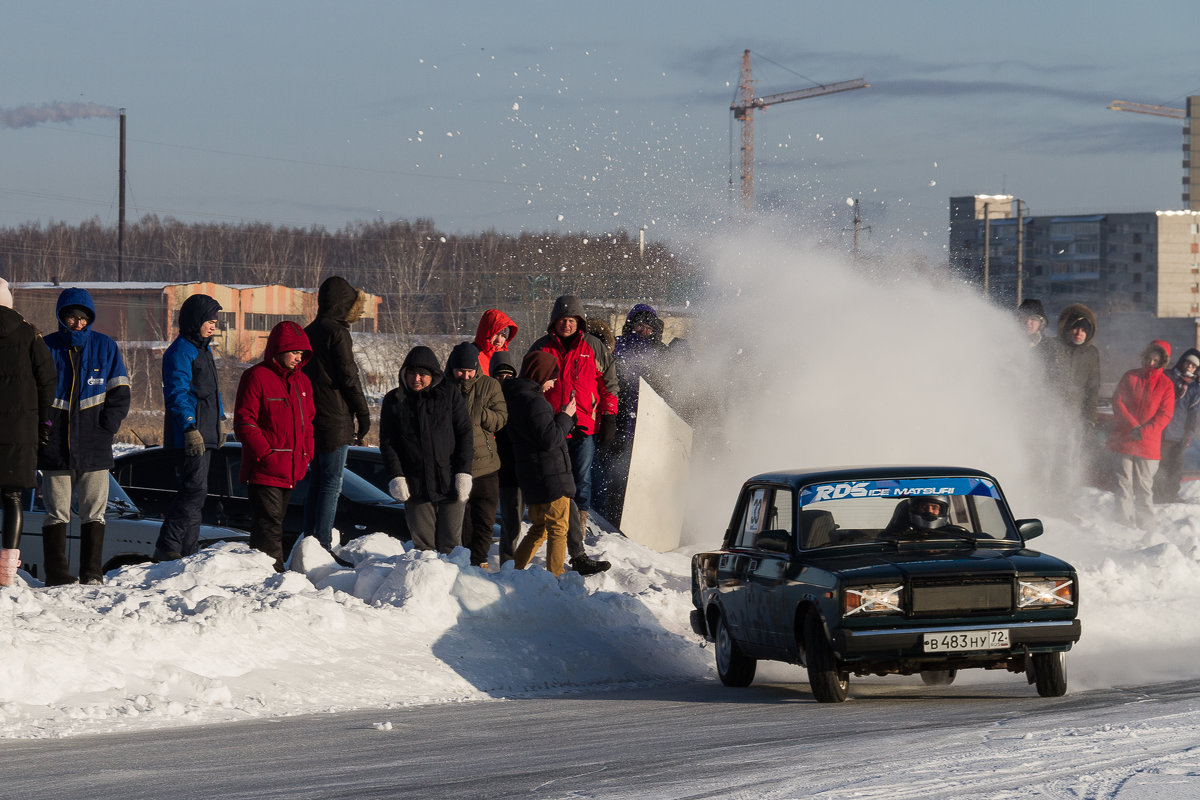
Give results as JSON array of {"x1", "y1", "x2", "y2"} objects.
[{"x1": 748, "y1": 559, "x2": 760, "y2": 571}]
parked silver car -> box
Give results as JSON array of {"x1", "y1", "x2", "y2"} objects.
[{"x1": 16, "y1": 473, "x2": 248, "y2": 583}]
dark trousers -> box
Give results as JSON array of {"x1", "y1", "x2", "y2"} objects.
[
  {"x1": 249, "y1": 484, "x2": 291, "y2": 572},
  {"x1": 1, "y1": 488, "x2": 22, "y2": 550},
  {"x1": 498, "y1": 484, "x2": 522, "y2": 563},
  {"x1": 156, "y1": 449, "x2": 211, "y2": 557},
  {"x1": 461, "y1": 471, "x2": 499, "y2": 567},
  {"x1": 1154, "y1": 439, "x2": 1187, "y2": 502}
]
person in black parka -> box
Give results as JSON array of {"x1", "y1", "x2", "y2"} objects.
[
  {"x1": 504, "y1": 351, "x2": 576, "y2": 576},
  {"x1": 379, "y1": 346, "x2": 473, "y2": 554},
  {"x1": 0, "y1": 278, "x2": 56, "y2": 587},
  {"x1": 302, "y1": 276, "x2": 372, "y2": 550}
]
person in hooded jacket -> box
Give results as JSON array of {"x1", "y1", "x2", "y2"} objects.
[
  {"x1": 527, "y1": 295, "x2": 616, "y2": 574},
  {"x1": 380, "y1": 345, "x2": 473, "y2": 553},
  {"x1": 1153, "y1": 348, "x2": 1200, "y2": 504},
  {"x1": 595, "y1": 304, "x2": 670, "y2": 526},
  {"x1": 446, "y1": 342, "x2": 507, "y2": 569},
  {"x1": 1052, "y1": 304, "x2": 1101, "y2": 429},
  {"x1": 37, "y1": 287, "x2": 132, "y2": 585},
  {"x1": 235, "y1": 321, "x2": 316, "y2": 571},
  {"x1": 154, "y1": 293, "x2": 226, "y2": 561},
  {"x1": 0, "y1": 278, "x2": 55, "y2": 587},
  {"x1": 472, "y1": 308, "x2": 519, "y2": 377},
  {"x1": 504, "y1": 351, "x2": 576, "y2": 576},
  {"x1": 1107, "y1": 340, "x2": 1175, "y2": 528},
  {"x1": 302, "y1": 276, "x2": 372, "y2": 551}
]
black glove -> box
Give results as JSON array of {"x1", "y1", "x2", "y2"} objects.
[
  {"x1": 38, "y1": 421, "x2": 52, "y2": 448},
  {"x1": 356, "y1": 413, "x2": 371, "y2": 446},
  {"x1": 596, "y1": 415, "x2": 616, "y2": 448},
  {"x1": 1129, "y1": 425, "x2": 1142, "y2": 441}
]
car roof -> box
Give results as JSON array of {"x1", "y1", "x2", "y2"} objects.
[{"x1": 745, "y1": 465, "x2": 1003, "y2": 489}]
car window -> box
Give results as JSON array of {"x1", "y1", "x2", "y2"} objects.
[
  {"x1": 121, "y1": 450, "x2": 179, "y2": 491},
  {"x1": 735, "y1": 487, "x2": 768, "y2": 548},
  {"x1": 345, "y1": 451, "x2": 389, "y2": 494}
]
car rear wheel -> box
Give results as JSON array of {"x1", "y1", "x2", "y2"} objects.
[
  {"x1": 1033, "y1": 652, "x2": 1067, "y2": 697},
  {"x1": 803, "y1": 611, "x2": 848, "y2": 703},
  {"x1": 920, "y1": 669, "x2": 957, "y2": 686},
  {"x1": 715, "y1": 613, "x2": 756, "y2": 687}
]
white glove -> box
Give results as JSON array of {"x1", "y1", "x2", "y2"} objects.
[
  {"x1": 454, "y1": 472, "x2": 473, "y2": 503},
  {"x1": 388, "y1": 476, "x2": 410, "y2": 502}
]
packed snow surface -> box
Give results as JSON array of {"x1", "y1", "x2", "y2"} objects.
[{"x1": 1, "y1": 481, "x2": 1198, "y2": 741}]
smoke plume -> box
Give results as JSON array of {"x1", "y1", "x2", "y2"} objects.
[{"x1": 0, "y1": 101, "x2": 120, "y2": 129}]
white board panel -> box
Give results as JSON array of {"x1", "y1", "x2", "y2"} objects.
[{"x1": 620, "y1": 378, "x2": 693, "y2": 552}]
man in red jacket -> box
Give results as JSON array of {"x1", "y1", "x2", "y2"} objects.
[
  {"x1": 1107, "y1": 339, "x2": 1175, "y2": 528},
  {"x1": 234, "y1": 321, "x2": 317, "y2": 570}
]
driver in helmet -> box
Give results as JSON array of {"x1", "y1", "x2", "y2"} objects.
[{"x1": 883, "y1": 495, "x2": 956, "y2": 537}]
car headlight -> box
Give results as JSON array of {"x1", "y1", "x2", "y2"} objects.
[
  {"x1": 1018, "y1": 577, "x2": 1075, "y2": 608},
  {"x1": 843, "y1": 585, "x2": 903, "y2": 616}
]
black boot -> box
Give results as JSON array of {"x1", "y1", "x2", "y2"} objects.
[
  {"x1": 42, "y1": 522, "x2": 77, "y2": 586},
  {"x1": 79, "y1": 521, "x2": 106, "y2": 585},
  {"x1": 570, "y1": 554, "x2": 611, "y2": 576}
]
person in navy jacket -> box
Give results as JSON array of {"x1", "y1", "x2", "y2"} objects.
[
  {"x1": 153, "y1": 294, "x2": 225, "y2": 561},
  {"x1": 37, "y1": 287, "x2": 131, "y2": 585}
]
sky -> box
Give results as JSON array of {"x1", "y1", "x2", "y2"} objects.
[{"x1": 1, "y1": 0, "x2": 1197, "y2": 260}]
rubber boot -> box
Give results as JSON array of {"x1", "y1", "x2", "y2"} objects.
[
  {"x1": 79, "y1": 521, "x2": 106, "y2": 585},
  {"x1": 0, "y1": 548, "x2": 19, "y2": 587},
  {"x1": 42, "y1": 522, "x2": 78, "y2": 586}
]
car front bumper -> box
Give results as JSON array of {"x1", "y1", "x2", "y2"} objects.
[{"x1": 836, "y1": 619, "x2": 1081, "y2": 658}]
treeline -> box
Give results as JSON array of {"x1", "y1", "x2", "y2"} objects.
[{"x1": 0, "y1": 216, "x2": 703, "y2": 338}]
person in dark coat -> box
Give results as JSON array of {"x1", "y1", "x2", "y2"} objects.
[
  {"x1": 504, "y1": 351, "x2": 576, "y2": 576},
  {"x1": 235, "y1": 321, "x2": 317, "y2": 571},
  {"x1": 490, "y1": 350, "x2": 524, "y2": 564},
  {"x1": 0, "y1": 279, "x2": 56, "y2": 587},
  {"x1": 1018, "y1": 298, "x2": 1056, "y2": 377},
  {"x1": 1154, "y1": 348, "x2": 1200, "y2": 503},
  {"x1": 446, "y1": 342, "x2": 507, "y2": 569},
  {"x1": 595, "y1": 304, "x2": 669, "y2": 526},
  {"x1": 37, "y1": 287, "x2": 132, "y2": 585},
  {"x1": 1053, "y1": 304, "x2": 1101, "y2": 429},
  {"x1": 1107, "y1": 340, "x2": 1175, "y2": 528},
  {"x1": 302, "y1": 276, "x2": 371, "y2": 550},
  {"x1": 379, "y1": 346, "x2": 473, "y2": 554},
  {"x1": 154, "y1": 294, "x2": 225, "y2": 561}
]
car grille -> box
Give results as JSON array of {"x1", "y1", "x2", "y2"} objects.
[{"x1": 910, "y1": 579, "x2": 1013, "y2": 614}]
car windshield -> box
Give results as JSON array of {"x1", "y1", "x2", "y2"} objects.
[
  {"x1": 337, "y1": 468, "x2": 397, "y2": 504},
  {"x1": 795, "y1": 476, "x2": 1019, "y2": 548}
]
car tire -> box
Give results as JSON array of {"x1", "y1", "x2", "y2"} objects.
[
  {"x1": 1033, "y1": 652, "x2": 1067, "y2": 697},
  {"x1": 804, "y1": 611, "x2": 848, "y2": 703},
  {"x1": 920, "y1": 669, "x2": 957, "y2": 686},
  {"x1": 714, "y1": 613, "x2": 756, "y2": 687}
]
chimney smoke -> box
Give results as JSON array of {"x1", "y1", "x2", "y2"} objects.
[{"x1": 0, "y1": 101, "x2": 121, "y2": 129}]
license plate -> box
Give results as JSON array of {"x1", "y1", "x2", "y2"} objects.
[{"x1": 923, "y1": 629, "x2": 1009, "y2": 653}]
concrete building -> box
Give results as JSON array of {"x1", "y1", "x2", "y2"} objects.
[{"x1": 9, "y1": 281, "x2": 381, "y2": 361}]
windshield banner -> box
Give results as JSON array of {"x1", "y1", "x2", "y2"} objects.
[{"x1": 799, "y1": 477, "x2": 1000, "y2": 506}]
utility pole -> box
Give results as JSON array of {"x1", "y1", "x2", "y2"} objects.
[
  {"x1": 982, "y1": 202, "x2": 990, "y2": 295},
  {"x1": 118, "y1": 108, "x2": 126, "y2": 283}
]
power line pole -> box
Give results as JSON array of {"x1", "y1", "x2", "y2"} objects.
[{"x1": 118, "y1": 108, "x2": 126, "y2": 283}]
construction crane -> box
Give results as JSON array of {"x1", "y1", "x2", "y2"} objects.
[
  {"x1": 1108, "y1": 97, "x2": 1196, "y2": 209},
  {"x1": 1107, "y1": 99, "x2": 1185, "y2": 119},
  {"x1": 731, "y1": 49, "x2": 868, "y2": 210}
]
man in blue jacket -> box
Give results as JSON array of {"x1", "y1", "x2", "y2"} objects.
[
  {"x1": 154, "y1": 294, "x2": 224, "y2": 561},
  {"x1": 38, "y1": 288, "x2": 131, "y2": 585}
]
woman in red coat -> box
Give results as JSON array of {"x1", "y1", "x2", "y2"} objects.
[
  {"x1": 1107, "y1": 339, "x2": 1175, "y2": 528},
  {"x1": 234, "y1": 321, "x2": 316, "y2": 570}
]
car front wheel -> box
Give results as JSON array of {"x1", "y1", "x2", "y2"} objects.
[
  {"x1": 715, "y1": 613, "x2": 756, "y2": 687},
  {"x1": 804, "y1": 611, "x2": 848, "y2": 703},
  {"x1": 1033, "y1": 651, "x2": 1067, "y2": 697}
]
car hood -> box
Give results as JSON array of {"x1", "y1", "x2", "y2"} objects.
[{"x1": 813, "y1": 546, "x2": 1075, "y2": 581}]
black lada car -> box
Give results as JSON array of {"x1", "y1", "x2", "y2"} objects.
[{"x1": 690, "y1": 466, "x2": 1081, "y2": 702}]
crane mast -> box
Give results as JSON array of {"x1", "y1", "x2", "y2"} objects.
[{"x1": 731, "y1": 49, "x2": 868, "y2": 210}]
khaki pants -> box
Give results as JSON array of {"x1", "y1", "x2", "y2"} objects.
[{"x1": 513, "y1": 496, "x2": 571, "y2": 576}]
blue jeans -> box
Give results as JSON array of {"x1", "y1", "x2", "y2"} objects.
[
  {"x1": 568, "y1": 433, "x2": 595, "y2": 512},
  {"x1": 303, "y1": 444, "x2": 348, "y2": 549}
]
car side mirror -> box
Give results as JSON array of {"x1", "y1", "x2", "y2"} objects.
[
  {"x1": 1016, "y1": 518, "x2": 1043, "y2": 541},
  {"x1": 756, "y1": 529, "x2": 792, "y2": 553}
]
